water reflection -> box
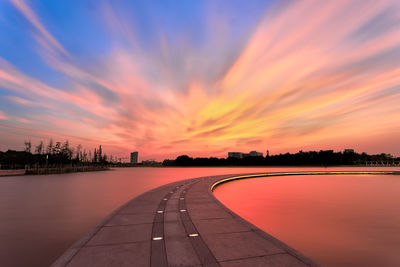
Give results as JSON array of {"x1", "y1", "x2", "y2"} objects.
[
  {"x1": 1, "y1": 167, "x2": 398, "y2": 266},
  {"x1": 0, "y1": 167, "x2": 315, "y2": 267},
  {"x1": 214, "y1": 172, "x2": 400, "y2": 267}
]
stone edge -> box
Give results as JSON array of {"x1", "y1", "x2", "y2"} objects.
[
  {"x1": 207, "y1": 170, "x2": 400, "y2": 267},
  {"x1": 50, "y1": 177, "x2": 197, "y2": 267},
  {"x1": 51, "y1": 170, "x2": 400, "y2": 267}
]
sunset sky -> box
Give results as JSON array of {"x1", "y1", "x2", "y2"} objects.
[{"x1": 1, "y1": 0, "x2": 400, "y2": 160}]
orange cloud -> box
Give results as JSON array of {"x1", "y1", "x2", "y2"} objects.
[{"x1": 2, "y1": 0, "x2": 400, "y2": 159}]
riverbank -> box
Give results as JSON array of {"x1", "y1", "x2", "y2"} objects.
[{"x1": 0, "y1": 166, "x2": 109, "y2": 177}]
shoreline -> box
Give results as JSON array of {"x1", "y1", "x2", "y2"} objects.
[
  {"x1": 1, "y1": 165, "x2": 398, "y2": 177},
  {"x1": 0, "y1": 166, "x2": 110, "y2": 177},
  {"x1": 52, "y1": 171, "x2": 400, "y2": 267}
]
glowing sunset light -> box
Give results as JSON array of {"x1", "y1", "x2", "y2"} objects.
[{"x1": 1, "y1": 0, "x2": 400, "y2": 160}]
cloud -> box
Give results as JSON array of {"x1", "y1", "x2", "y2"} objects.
[
  {"x1": 2, "y1": 0, "x2": 400, "y2": 158},
  {"x1": 10, "y1": 0, "x2": 68, "y2": 55},
  {"x1": 0, "y1": 111, "x2": 7, "y2": 120},
  {"x1": 5, "y1": 95, "x2": 33, "y2": 105}
]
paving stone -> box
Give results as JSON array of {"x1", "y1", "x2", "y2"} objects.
[
  {"x1": 186, "y1": 192, "x2": 210, "y2": 198},
  {"x1": 67, "y1": 242, "x2": 150, "y2": 267},
  {"x1": 203, "y1": 263, "x2": 221, "y2": 267},
  {"x1": 188, "y1": 207, "x2": 232, "y2": 220},
  {"x1": 169, "y1": 195, "x2": 180, "y2": 200},
  {"x1": 186, "y1": 186, "x2": 210, "y2": 192},
  {"x1": 181, "y1": 218, "x2": 198, "y2": 235},
  {"x1": 164, "y1": 221, "x2": 186, "y2": 238},
  {"x1": 187, "y1": 203, "x2": 224, "y2": 210},
  {"x1": 165, "y1": 236, "x2": 201, "y2": 266},
  {"x1": 186, "y1": 197, "x2": 214, "y2": 204},
  {"x1": 219, "y1": 256, "x2": 269, "y2": 267},
  {"x1": 52, "y1": 173, "x2": 323, "y2": 267},
  {"x1": 70, "y1": 225, "x2": 102, "y2": 248},
  {"x1": 188, "y1": 236, "x2": 219, "y2": 265},
  {"x1": 165, "y1": 199, "x2": 179, "y2": 211},
  {"x1": 152, "y1": 222, "x2": 164, "y2": 238},
  {"x1": 221, "y1": 253, "x2": 308, "y2": 267},
  {"x1": 164, "y1": 211, "x2": 180, "y2": 222},
  {"x1": 202, "y1": 231, "x2": 283, "y2": 262},
  {"x1": 154, "y1": 212, "x2": 164, "y2": 223},
  {"x1": 263, "y1": 253, "x2": 309, "y2": 267},
  {"x1": 193, "y1": 218, "x2": 250, "y2": 234},
  {"x1": 151, "y1": 238, "x2": 167, "y2": 267},
  {"x1": 185, "y1": 198, "x2": 216, "y2": 205},
  {"x1": 87, "y1": 224, "x2": 151, "y2": 246},
  {"x1": 51, "y1": 247, "x2": 79, "y2": 267}
]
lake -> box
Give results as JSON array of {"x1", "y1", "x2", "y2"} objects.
[
  {"x1": 214, "y1": 171, "x2": 400, "y2": 266},
  {"x1": 0, "y1": 167, "x2": 398, "y2": 266}
]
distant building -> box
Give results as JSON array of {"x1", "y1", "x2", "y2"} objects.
[
  {"x1": 228, "y1": 150, "x2": 263, "y2": 158},
  {"x1": 228, "y1": 152, "x2": 243, "y2": 159},
  {"x1": 249, "y1": 151, "x2": 263, "y2": 157},
  {"x1": 130, "y1": 152, "x2": 138, "y2": 163},
  {"x1": 344, "y1": 149, "x2": 354, "y2": 153}
]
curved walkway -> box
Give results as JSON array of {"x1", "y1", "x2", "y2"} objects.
[{"x1": 52, "y1": 171, "x2": 398, "y2": 267}]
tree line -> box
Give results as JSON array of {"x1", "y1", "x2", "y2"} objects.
[
  {"x1": 163, "y1": 150, "x2": 400, "y2": 166},
  {"x1": 0, "y1": 140, "x2": 116, "y2": 169}
]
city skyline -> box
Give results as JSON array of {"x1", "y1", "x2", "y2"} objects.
[{"x1": 1, "y1": 0, "x2": 400, "y2": 161}]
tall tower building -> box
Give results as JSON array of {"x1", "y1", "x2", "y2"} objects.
[{"x1": 130, "y1": 152, "x2": 138, "y2": 163}]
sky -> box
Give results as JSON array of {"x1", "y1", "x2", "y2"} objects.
[{"x1": 1, "y1": 0, "x2": 400, "y2": 161}]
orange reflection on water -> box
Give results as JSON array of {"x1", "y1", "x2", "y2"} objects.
[{"x1": 214, "y1": 174, "x2": 400, "y2": 267}]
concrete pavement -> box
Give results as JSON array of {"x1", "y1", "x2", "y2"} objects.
[{"x1": 52, "y1": 171, "x2": 398, "y2": 267}]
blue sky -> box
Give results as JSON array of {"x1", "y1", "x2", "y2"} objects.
[
  {"x1": 1, "y1": 0, "x2": 400, "y2": 160},
  {"x1": 0, "y1": 0, "x2": 270, "y2": 88}
]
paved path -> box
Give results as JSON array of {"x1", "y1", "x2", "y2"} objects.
[{"x1": 52, "y1": 171, "x2": 398, "y2": 267}]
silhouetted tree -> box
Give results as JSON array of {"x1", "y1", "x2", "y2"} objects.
[
  {"x1": 24, "y1": 140, "x2": 31, "y2": 153},
  {"x1": 82, "y1": 149, "x2": 88, "y2": 162},
  {"x1": 75, "y1": 144, "x2": 82, "y2": 161},
  {"x1": 93, "y1": 148, "x2": 97, "y2": 163},
  {"x1": 162, "y1": 150, "x2": 399, "y2": 166},
  {"x1": 54, "y1": 142, "x2": 61, "y2": 155},
  {"x1": 35, "y1": 141, "x2": 43, "y2": 155},
  {"x1": 47, "y1": 139, "x2": 53, "y2": 154},
  {"x1": 62, "y1": 140, "x2": 73, "y2": 160},
  {"x1": 98, "y1": 145, "x2": 102, "y2": 163}
]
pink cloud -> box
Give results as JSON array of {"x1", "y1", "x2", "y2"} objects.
[
  {"x1": 2, "y1": 0, "x2": 400, "y2": 159},
  {"x1": 6, "y1": 95, "x2": 33, "y2": 106},
  {"x1": 0, "y1": 111, "x2": 7, "y2": 120}
]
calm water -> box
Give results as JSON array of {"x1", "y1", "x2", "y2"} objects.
[
  {"x1": 0, "y1": 166, "x2": 315, "y2": 267},
  {"x1": 214, "y1": 171, "x2": 400, "y2": 267},
  {"x1": 1, "y1": 167, "x2": 398, "y2": 267}
]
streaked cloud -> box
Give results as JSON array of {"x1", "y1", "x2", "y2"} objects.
[
  {"x1": 10, "y1": 0, "x2": 68, "y2": 55},
  {"x1": 1, "y1": 0, "x2": 400, "y2": 159}
]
